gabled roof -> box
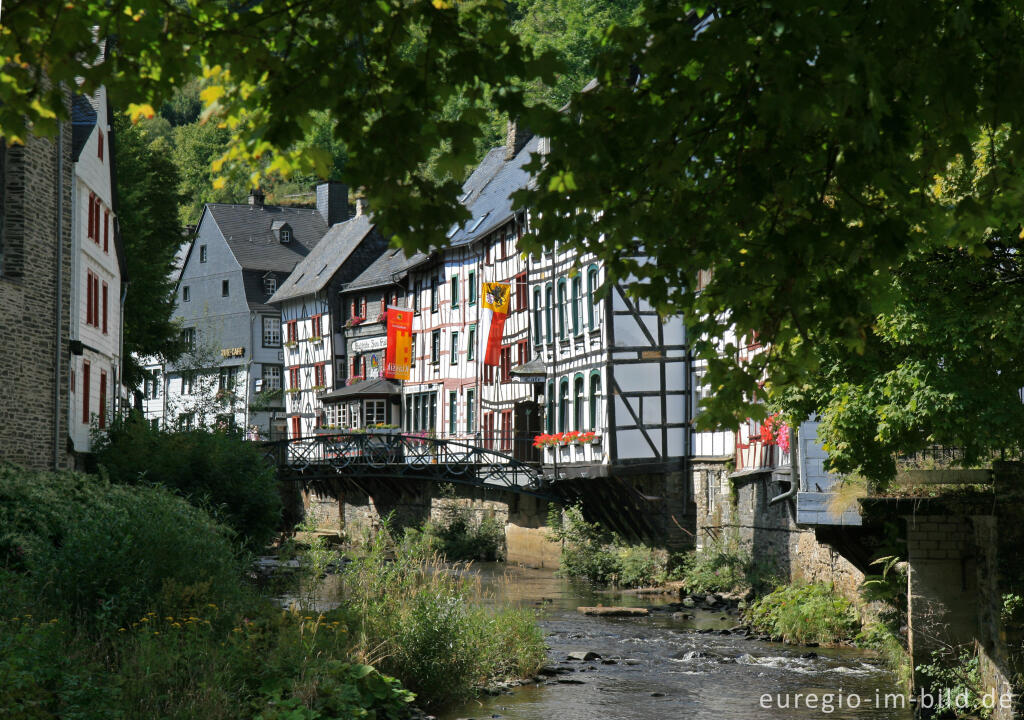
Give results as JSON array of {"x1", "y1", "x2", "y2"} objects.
[
  {"x1": 71, "y1": 93, "x2": 99, "y2": 162},
  {"x1": 445, "y1": 136, "x2": 541, "y2": 248},
  {"x1": 243, "y1": 269, "x2": 281, "y2": 313},
  {"x1": 343, "y1": 245, "x2": 428, "y2": 293},
  {"x1": 267, "y1": 214, "x2": 377, "y2": 304},
  {"x1": 205, "y1": 203, "x2": 329, "y2": 273}
]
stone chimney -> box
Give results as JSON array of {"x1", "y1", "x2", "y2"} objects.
[
  {"x1": 354, "y1": 197, "x2": 368, "y2": 217},
  {"x1": 315, "y1": 181, "x2": 350, "y2": 226},
  {"x1": 505, "y1": 119, "x2": 533, "y2": 161},
  {"x1": 248, "y1": 187, "x2": 265, "y2": 208}
]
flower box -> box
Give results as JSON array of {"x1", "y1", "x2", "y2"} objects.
[
  {"x1": 308, "y1": 335, "x2": 323, "y2": 344},
  {"x1": 283, "y1": 340, "x2": 297, "y2": 348}
]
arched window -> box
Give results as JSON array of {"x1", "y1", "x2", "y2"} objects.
[
  {"x1": 557, "y1": 279, "x2": 568, "y2": 340},
  {"x1": 545, "y1": 283, "x2": 554, "y2": 343},
  {"x1": 573, "y1": 374, "x2": 584, "y2": 430},
  {"x1": 533, "y1": 287, "x2": 542, "y2": 346},
  {"x1": 571, "y1": 276, "x2": 582, "y2": 335},
  {"x1": 546, "y1": 380, "x2": 555, "y2": 433},
  {"x1": 589, "y1": 371, "x2": 601, "y2": 430},
  {"x1": 558, "y1": 378, "x2": 569, "y2": 433},
  {"x1": 587, "y1": 265, "x2": 599, "y2": 330}
]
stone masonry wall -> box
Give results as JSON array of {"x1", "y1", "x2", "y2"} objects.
[
  {"x1": 0, "y1": 117, "x2": 74, "y2": 471},
  {"x1": 693, "y1": 461, "x2": 863, "y2": 598}
]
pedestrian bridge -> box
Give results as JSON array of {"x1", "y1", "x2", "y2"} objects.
[{"x1": 260, "y1": 431, "x2": 552, "y2": 498}]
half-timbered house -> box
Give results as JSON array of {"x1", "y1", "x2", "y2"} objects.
[{"x1": 268, "y1": 202, "x2": 392, "y2": 439}]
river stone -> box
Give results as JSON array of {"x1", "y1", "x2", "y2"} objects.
[
  {"x1": 705, "y1": 594, "x2": 720, "y2": 606},
  {"x1": 651, "y1": 692, "x2": 666, "y2": 697},
  {"x1": 624, "y1": 659, "x2": 642, "y2": 665},
  {"x1": 682, "y1": 597, "x2": 696, "y2": 608},
  {"x1": 556, "y1": 678, "x2": 586, "y2": 685},
  {"x1": 601, "y1": 659, "x2": 618, "y2": 665},
  {"x1": 567, "y1": 651, "x2": 602, "y2": 661}
]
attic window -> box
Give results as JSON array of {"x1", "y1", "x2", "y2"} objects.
[
  {"x1": 468, "y1": 212, "x2": 490, "y2": 234},
  {"x1": 264, "y1": 276, "x2": 277, "y2": 296},
  {"x1": 281, "y1": 228, "x2": 292, "y2": 243},
  {"x1": 272, "y1": 221, "x2": 293, "y2": 244},
  {"x1": 446, "y1": 225, "x2": 459, "y2": 239}
]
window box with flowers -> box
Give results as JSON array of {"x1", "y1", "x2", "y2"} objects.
[
  {"x1": 283, "y1": 339, "x2": 297, "y2": 349},
  {"x1": 346, "y1": 375, "x2": 365, "y2": 386},
  {"x1": 311, "y1": 385, "x2": 327, "y2": 393},
  {"x1": 308, "y1": 335, "x2": 323, "y2": 344},
  {"x1": 286, "y1": 387, "x2": 302, "y2": 395},
  {"x1": 215, "y1": 389, "x2": 236, "y2": 402},
  {"x1": 345, "y1": 316, "x2": 365, "y2": 328},
  {"x1": 532, "y1": 431, "x2": 599, "y2": 449}
]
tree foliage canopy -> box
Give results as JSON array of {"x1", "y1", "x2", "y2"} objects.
[{"x1": 8, "y1": 0, "x2": 1024, "y2": 478}]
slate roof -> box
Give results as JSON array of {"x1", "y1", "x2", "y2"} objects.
[
  {"x1": 320, "y1": 377, "x2": 402, "y2": 401},
  {"x1": 445, "y1": 136, "x2": 541, "y2": 248},
  {"x1": 71, "y1": 93, "x2": 99, "y2": 161},
  {"x1": 343, "y1": 245, "x2": 428, "y2": 293},
  {"x1": 243, "y1": 270, "x2": 280, "y2": 313},
  {"x1": 267, "y1": 214, "x2": 377, "y2": 304},
  {"x1": 206, "y1": 203, "x2": 329, "y2": 273}
]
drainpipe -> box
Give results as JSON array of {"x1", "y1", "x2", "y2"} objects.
[
  {"x1": 53, "y1": 117, "x2": 65, "y2": 470},
  {"x1": 768, "y1": 426, "x2": 799, "y2": 505}
]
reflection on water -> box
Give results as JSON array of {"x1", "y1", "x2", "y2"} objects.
[{"x1": 440, "y1": 564, "x2": 913, "y2": 720}]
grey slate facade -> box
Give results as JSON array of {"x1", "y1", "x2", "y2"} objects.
[{"x1": 166, "y1": 188, "x2": 340, "y2": 435}]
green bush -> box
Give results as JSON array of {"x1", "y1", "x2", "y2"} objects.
[
  {"x1": 341, "y1": 526, "x2": 546, "y2": 708},
  {"x1": 0, "y1": 584, "x2": 414, "y2": 720},
  {"x1": 671, "y1": 537, "x2": 778, "y2": 595},
  {"x1": 915, "y1": 646, "x2": 991, "y2": 719},
  {"x1": 0, "y1": 464, "x2": 246, "y2": 630},
  {"x1": 93, "y1": 416, "x2": 282, "y2": 551},
  {"x1": 548, "y1": 504, "x2": 666, "y2": 588},
  {"x1": 420, "y1": 498, "x2": 505, "y2": 562},
  {"x1": 747, "y1": 583, "x2": 860, "y2": 644}
]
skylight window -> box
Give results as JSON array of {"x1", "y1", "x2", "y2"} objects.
[{"x1": 468, "y1": 212, "x2": 490, "y2": 234}]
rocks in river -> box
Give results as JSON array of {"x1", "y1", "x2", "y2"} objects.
[
  {"x1": 556, "y1": 678, "x2": 586, "y2": 685},
  {"x1": 601, "y1": 659, "x2": 618, "y2": 665},
  {"x1": 624, "y1": 658, "x2": 643, "y2": 665},
  {"x1": 567, "y1": 650, "x2": 602, "y2": 661},
  {"x1": 671, "y1": 611, "x2": 694, "y2": 620},
  {"x1": 704, "y1": 594, "x2": 721, "y2": 606},
  {"x1": 651, "y1": 692, "x2": 666, "y2": 697},
  {"x1": 672, "y1": 650, "x2": 709, "y2": 660},
  {"x1": 577, "y1": 606, "x2": 649, "y2": 617},
  {"x1": 801, "y1": 652, "x2": 818, "y2": 659},
  {"x1": 681, "y1": 597, "x2": 696, "y2": 608}
]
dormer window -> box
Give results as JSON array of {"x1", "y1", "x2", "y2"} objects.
[
  {"x1": 264, "y1": 275, "x2": 277, "y2": 296},
  {"x1": 272, "y1": 221, "x2": 293, "y2": 244}
]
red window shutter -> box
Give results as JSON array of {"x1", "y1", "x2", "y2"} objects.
[
  {"x1": 485, "y1": 243, "x2": 491, "y2": 265},
  {"x1": 103, "y1": 210, "x2": 109, "y2": 252},
  {"x1": 99, "y1": 371, "x2": 107, "y2": 429},
  {"x1": 87, "y1": 194, "x2": 94, "y2": 239},
  {"x1": 85, "y1": 272, "x2": 93, "y2": 325},
  {"x1": 93, "y1": 275, "x2": 100, "y2": 327},
  {"x1": 82, "y1": 361, "x2": 91, "y2": 423},
  {"x1": 102, "y1": 282, "x2": 108, "y2": 334},
  {"x1": 94, "y1": 198, "x2": 101, "y2": 243},
  {"x1": 98, "y1": 130, "x2": 104, "y2": 161},
  {"x1": 291, "y1": 416, "x2": 301, "y2": 438}
]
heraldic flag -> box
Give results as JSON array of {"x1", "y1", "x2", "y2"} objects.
[
  {"x1": 384, "y1": 306, "x2": 412, "y2": 380},
  {"x1": 479, "y1": 282, "x2": 510, "y2": 366}
]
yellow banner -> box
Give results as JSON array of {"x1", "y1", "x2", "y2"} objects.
[{"x1": 482, "y1": 282, "x2": 511, "y2": 313}]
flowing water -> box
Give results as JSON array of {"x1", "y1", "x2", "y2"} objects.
[{"x1": 439, "y1": 564, "x2": 913, "y2": 720}]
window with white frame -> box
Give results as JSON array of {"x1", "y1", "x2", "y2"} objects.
[
  {"x1": 262, "y1": 316, "x2": 281, "y2": 347},
  {"x1": 262, "y1": 364, "x2": 282, "y2": 391}
]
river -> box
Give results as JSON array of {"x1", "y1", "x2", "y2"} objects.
[{"x1": 439, "y1": 564, "x2": 913, "y2": 720}]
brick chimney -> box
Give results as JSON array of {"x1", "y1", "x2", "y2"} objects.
[
  {"x1": 248, "y1": 187, "x2": 265, "y2": 208},
  {"x1": 505, "y1": 119, "x2": 533, "y2": 161},
  {"x1": 316, "y1": 181, "x2": 350, "y2": 226}
]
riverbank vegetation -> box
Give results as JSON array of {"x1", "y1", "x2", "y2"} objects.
[
  {"x1": 746, "y1": 583, "x2": 860, "y2": 645},
  {"x1": 548, "y1": 504, "x2": 667, "y2": 588},
  {"x1": 673, "y1": 537, "x2": 780, "y2": 596},
  {"x1": 411, "y1": 490, "x2": 506, "y2": 562},
  {"x1": 0, "y1": 463, "x2": 545, "y2": 716}
]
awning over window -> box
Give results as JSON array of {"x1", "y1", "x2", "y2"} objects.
[{"x1": 320, "y1": 378, "x2": 402, "y2": 402}]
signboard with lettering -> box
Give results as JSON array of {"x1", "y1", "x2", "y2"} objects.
[
  {"x1": 384, "y1": 307, "x2": 412, "y2": 380},
  {"x1": 221, "y1": 347, "x2": 245, "y2": 358},
  {"x1": 350, "y1": 336, "x2": 387, "y2": 354}
]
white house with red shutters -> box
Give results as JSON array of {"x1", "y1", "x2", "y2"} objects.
[{"x1": 68, "y1": 87, "x2": 127, "y2": 453}]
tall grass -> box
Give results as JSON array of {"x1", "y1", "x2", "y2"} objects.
[
  {"x1": 341, "y1": 526, "x2": 546, "y2": 708},
  {"x1": 746, "y1": 583, "x2": 860, "y2": 644}
]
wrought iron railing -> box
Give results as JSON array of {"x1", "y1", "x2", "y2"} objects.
[{"x1": 259, "y1": 432, "x2": 548, "y2": 492}]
